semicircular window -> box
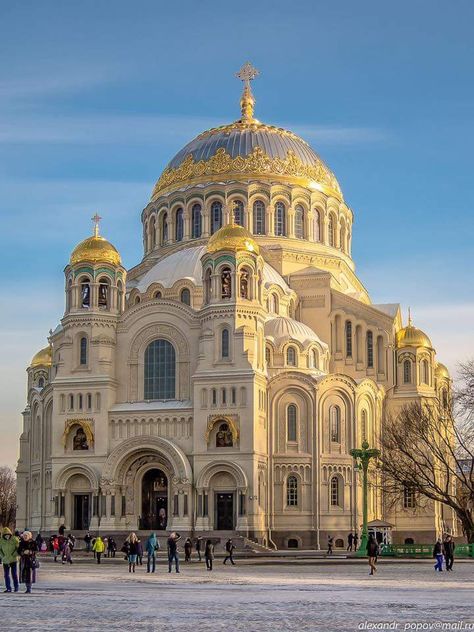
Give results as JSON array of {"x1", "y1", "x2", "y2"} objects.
[{"x1": 144, "y1": 339, "x2": 176, "y2": 399}]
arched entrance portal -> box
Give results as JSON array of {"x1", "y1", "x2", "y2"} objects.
[{"x1": 140, "y1": 468, "x2": 168, "y2": 530}]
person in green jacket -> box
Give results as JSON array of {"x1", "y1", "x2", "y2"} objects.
[
  {"x1": 0, "y1": 527, "x2": 19, "y2": 592},
  {"x1": 92, "y1": 536, "x2": 105, "y2": 564}
]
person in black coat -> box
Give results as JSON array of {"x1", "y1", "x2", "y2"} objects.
[
  {"x1": 366, "y1": 534, "x2": 379, "y2": 575},
  {"x1": 167, "y1": 532, "x2": 181, "y2": 573},
  {"x1": 223, "y1": 538, "x2": 236, "y2": 565},
  {"x1": 204, "y1": 540, "x2": 214, "y2": 571},
  {"x1": 18, "y1": 531, "x2": 38, "y2": 594},
  {"x1": 195, "y1": 537, "x2": 202, "y2": 562},
  {"x1": 443, "y1": 535, "x2": 455, "y2": 571}
]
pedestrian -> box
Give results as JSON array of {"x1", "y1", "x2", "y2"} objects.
[
  {"x1": 107, "y1": 537, "x2": 117, "y2": 558},
  {"x1": 145, "y1": 532, "x2": 159, "y2": 573},
  {"x1": 127, "y1": 533, "x2": 139, "y2": 573},
  {"x1": 91, "y1": 536, "x2": 97, "y2": 559},
  {"x1": 167, "y1": 532, "x2": 181, "y2": 573},
  {"x1": 0, "y1": 527, "x2": 20, "y2": 593},
  {"x1": 347, "y1": 532, "x2": 354, "y2": 552},
  {"x1": 184, "y1": 537, "x2": 192, "y2": 562},
  {"x1": 93, "y1": 536, "x2": 105, "y2": 564},
  {"x1": 67, "y1": 533, "x2": 76, "y2": 551},
  {"x1": 195, "y1": 537, "x2": 202, "y2": 562},
  {"x1": 35, "y1": 532, "x2": 44, "y2": 552},
  {"x1": 51, "y1": 536, "x2": 60, "y2": 562},
  {"x1": 327, "y1": 535, "x2": 334, "y2": 556},
  {"x1": 62, "y1": 537, "x2": 73, "y2": 565},
  {"x1": 204, "y1": 539, "x2": 214, "y2": 571},
  {"x1": 18, "y1": 531, "x2": 38, "y2": 594},
  {"x1": 137, "y1": 538, "x2": 144, "y2": 565},
  {"x1": 84, "y1": 531, "x2": 92, "y2": 552},
  {"x1": 443, "y1": 535, "x2": 455, "y2": 571},
  {"x1": 366, "y1": 534, "x2": 379, "y2": 575},
  {"x1": 223, "y1": 538, "x2": 236, "y2": 565},
  {"x1": 433, "y1": 538, "x2": 444, "y2": 572},
  {"x1": 354, "y1": 533, "x2": 359, "y2": 550}
]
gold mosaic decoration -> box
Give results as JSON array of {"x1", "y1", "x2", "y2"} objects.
[{"x1": 151, "y1": 146, "x2": 342, "y2": 201}]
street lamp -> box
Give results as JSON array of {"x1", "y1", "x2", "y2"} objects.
[{"x1": 350, "y1": 440, "x2": 380, "y2": 557}]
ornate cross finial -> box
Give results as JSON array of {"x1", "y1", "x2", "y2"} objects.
[
  {"x1": 91, "y1": 213, "x2": 102, "y2": 237},
  {"x1": 235, "y1": 62, "x2": 260, "y2": 122}
]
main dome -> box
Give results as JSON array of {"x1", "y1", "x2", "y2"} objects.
[{"x1": 151, "y1": 67, "x2": 342, "y2": 202}]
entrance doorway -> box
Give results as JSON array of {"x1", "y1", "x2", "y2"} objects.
[
  {"x1": 73, "y1": 494, "x2": 90, "y2": 530},
  {"x1": 215, "y1": 492, "x2": 235, "y2": 530},
  {"x1": 141, "y1": 468, "x2": 168, "y2": 530}
]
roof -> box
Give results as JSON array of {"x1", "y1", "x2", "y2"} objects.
[{"x1": 265, "y1": 316, "x2": 328, "y2": 349}]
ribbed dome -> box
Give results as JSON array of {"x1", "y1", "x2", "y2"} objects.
[
  {"x1": 435, "y1": 363, "x2": 450, "y2": 379},
  {"x1": 265, "y1": 316, "x2": 328, "y2": 348},
  {"x1": 30, "y1": 345, "x2": 52, "y2": 368},
  {"x1": 396, "y1": 324, "x2": 432, "y2": 349},
  {"x1": 207, "y1": 223, "x2": 260, "y2": 255},
  {"x1": 70, "y1": 235, "x2": 121, "y2": 267}
]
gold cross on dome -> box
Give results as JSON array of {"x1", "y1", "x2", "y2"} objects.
[
  {"x1": 91, "y1": 213, "x2": 102, "y2": 237},
  {"x1": 235, "y1": 62, "x2": 260, "y2": 86},
  {"x1": 235, "y1": 63, "x2": 260, "y2": 122}
]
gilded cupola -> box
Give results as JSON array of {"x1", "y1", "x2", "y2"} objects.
[
  {"x1": 396, "y1": 311, "x2": 432, "y2": 349},
  {"x1": 70, "y1": 214, "x2": 121, "y2": 267},
  {"x1": 207, "y1": 223, "x2": 260, "y2": 255},
  {"x1": 30, "y1": 345, "x2": 52, "y2": 368},
  {"x1": 435, "y1": 362, "x2": 450, "y2": 379}
]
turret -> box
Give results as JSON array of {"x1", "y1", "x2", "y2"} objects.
[{"x1": 395, "y1": 311, "x2": 435, "y2": 393}]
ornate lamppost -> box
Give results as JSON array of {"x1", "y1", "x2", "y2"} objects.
[{"x1": 350, "y1": 440, "x2": 380, "y2": 557}]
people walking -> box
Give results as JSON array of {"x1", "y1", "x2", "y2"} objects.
[
  {"x1": 137, "y1": 538, "x2": 144, "y2": 566},
  {"x1": 366, "y1": 534, "x2": 379, "y2": 575},
  {"x1": 167, "y1": 532, "x2": 181, "y2": 573},
  {"x1": 35, "y1": 532, "x2": 44, "y2": 552},
  {"x1": 433, "y1": 538, "x2": 444, "y2": 572},
  {"x1": 52, "y1": 536, "x2": 60, "y2": 562},
  {"x1": 223, "y1": 538, "x2": 236, "y2": 565},
  {"x1": 347, "y1": 533, "x2": 354, "y2": 552},
  {"x1": 127, "y1": 533, "x2": 139, "y2": 573},
  {"x1": 146, "y1": 532, "x2": 159, "y2": 573},
  {"x1": 204, "y1": 539, "x2": 214, "y2": 571},
  {"x1": 0, "y1": 527, "x2": 19, "y2": 593},
  {"x1": 18, "y1": 531, "x2": 38, "y2": 594},
  {"x1": 62, "y1": 537, "x2": 73, "y2": 565},
  {"x1": 443, "y1": 535, "x2": 455, "y2": 571},
  {"x1": 107, "y1": 537, "x2": 117, "y2": 558},
  {"x1": 84, "y1": 531, "x2": 92, "y2": 552},
  {"x1": 184, "y1": 537, "x2": 192, "y2": 562},
  {"x1": 327, "y1": 535, "x2": 334, "y2": 556},
  {"x1": 93, "y1": 536, "x2": 105, "y2": 564},
  {"x1": 195, "y1": 537, "x2": 202, "y2": 562}
]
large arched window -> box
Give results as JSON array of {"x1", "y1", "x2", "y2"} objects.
[
  {"x1": 221, "y1": 267, "x2": 232, "y2": 299},
  {"x1": 313, "y1": 209, "x2": 321, "y2": 242},
  {"x1": 287, "y1": 404, "x2": 297, "y2": 442},
  {"x1": 98, "y1": 277, "x2": 109, "y2": 309},
  {"x1": 403, "y1": 359, "x2": 412, "y2": 384},
  {"x1": 232, "y1": 200, "x2": 244, "y2": 226},
  {"x1": 286, "y1": 346, "x2": 297, "y2": 366},
  {"x1": 330, "y1": 476, "x2": 340, "y2": 506},
  {"x1": 361, "y1": 409, "x2": 367, "y2": 443},
  {"x1": 162, "y1": 212, "x2": 168, "y2": 244},
  {"x1": 79, "y1": 337, "x2": 88, "y2": 365},
  {"x1": 221, "y1": 328, "x2": 230, "y2": 359},
  {"x1": 274, "y1": 202, "x2": 286, "y2": 236},
  {"x1": 80, "y1": 277, "x2": 91, "y2": 308},
  {"x1": 345, "y1": 321, "x2": 352, "y2": 358},
  {"x1": 211, "y1": 201, "x2": 222, "y2": 234},
  {"x1": 367, "y1": 331, "x2": 374, "y2": 368},
  {"x1": 144, "y1": 339, "x2": 176, "y2": 400},
  {"x1": 421, "y1": 359, "x2": 430, "y2": 385},
  {"x1": 192, "y1": 203, "x2": 202, "y2": 238},
  {"x1": 295, "y1": 204, "x2": 305, "y2": 239},
  {"x1": 253, "y1": 200, "x2": 266, "y2": 234},
  {"x1": 330, "y1": 406, "x2": 341, "y2": 442},
  {"x1": 286, "y1": 475, "x2": 298, "y2": 506},
  {"x1": 180, "y1": 288, "x2": 191, "y2": 305},
  {"x1": 328, "y1": 213, "x2": 336, "y2": 247},
  {"x1": 175, "y1": 208, "x2": 184, "y2": 242}
]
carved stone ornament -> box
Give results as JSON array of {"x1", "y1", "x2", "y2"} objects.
[{"x1": 62, "y1": 419, "x2": 94, "y2": 448}]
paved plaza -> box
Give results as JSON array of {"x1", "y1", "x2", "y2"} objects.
[{"x1": 1, "y1": 557, "x2": 473, "y2": 632}]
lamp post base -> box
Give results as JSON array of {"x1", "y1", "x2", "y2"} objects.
[{"x1": 356, "y1": 533, "x2": 368, "y2": 557}]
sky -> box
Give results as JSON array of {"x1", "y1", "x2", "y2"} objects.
[{"x1": 0, "y1": 0, "x2": 473, "y2": 468}]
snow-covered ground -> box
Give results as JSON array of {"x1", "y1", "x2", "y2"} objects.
[{"x1": 1, "y1": 557, "x2": 472, "y2": 631}]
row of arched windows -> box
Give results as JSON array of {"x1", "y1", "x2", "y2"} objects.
[
  {"x1": 402, "y1": 358, "x2": 431, "y2": 386},
  {"x1": 201, "y1": 386, "x2": 247, "y2": 408},
  {"x1": 71, "y1": 275, "x2": 123, "y2": 312},
  {"x1": 336, "y1": 317, "x2": 380, "y2": 371},
  {"x1": 60, "y1": 392, "x2": 101, "y2": 413},
  {"x1": 266, "y1": 346, "x2": 320, "y2": 369}
]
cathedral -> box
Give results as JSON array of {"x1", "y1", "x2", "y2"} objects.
[{"x1": 16, "y1": 65, "x2": 455, "y2": 548}]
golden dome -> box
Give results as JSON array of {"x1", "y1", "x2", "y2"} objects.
[
  {"x1": 396, "y1": 321, "x2": 432, "y2": 349},
  {"x1": 207, "y1": 223, "x2": 260, "y2": 255},
  {"x1": 435, "y1": 363, "x2": 450, "y2": 379},
  {"x1": 70, "y1": 216, "x2": 121, "y2": 267},
  {"x1": 30, "y1": 345, "x2": 52, "y2": 368}
]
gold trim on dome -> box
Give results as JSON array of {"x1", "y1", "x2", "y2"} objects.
[
  {"x1": 152, "y1": 146, "x2": 342, "y2": 201},
  {"x1": 207, "y1": 223, "x2": 260, "y2": 255},
  {"x1": 196, "y1": 120, "x2": 308, "y2": 143},
  {"x1": 70, "y1": 236, "x2": 121, "y2": 267}
]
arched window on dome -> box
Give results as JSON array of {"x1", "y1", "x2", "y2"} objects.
[
  {"x1": 154, "y1": 290, "x2": 162, "y2": 299},
  {"x1": 239, "y1": 267, "x2": 250, "y2": 299},
  {"x1": 192, "y1": 203, "x2": 202, "y2": 238},
  {"x1": 144, "y1": 339, "x2": 176, "y2": 400},
  {"x1": 232, "y1": 200, "x2": 244, "y2": 226},
  {"x1": 421, "y1": 359, "x2": 430, "y2": 385},
  {"x1": 268, "y1": 292, "x2": 279, "y2": 315},
  {"x1": 265, "y1": 346, "x2": 271, "y2": 365},
  {"x1": 38, "y1": 377, "x2": 45, "y2": 389},
  {"x1": 286, "y1": 475, "x2": 298, "y2": 507},
  {"x1": 253, "y1": 200, "x2": 266, "y2": 234},
  {"x1": 161, "y1": 212, "x2": 168, "y2": 245},
  {"x1": 204, "y1": 268, "x2": 212, "y2": 303},
  {"x1": 79, "y1": 337, "x2": 88, "y2": 365},
  {"x1": 309, "y1": 348, "x2": 319, "y2": 369},
  {"x1": 330, "y1": 405, "x2": 341, "y2": 443},
  {"x1": 295, "y1": 205, "x2": 305, "y2": 239},
  {"x1": 287, "y1": 404, "x2": 297, "y2": 442},
  {"x1": 150, "y1": 216, "x2": 156, "y2": 249},
  {"x1": 175, "y1": 208, "x2": 184, "y2": 242},
  {"x1": 367, "y1": 331, "x2": 374, "y2": 368},
  {"x1": 211, "y1": 201, "x2": 222, "y2": 234},
  {"x1": 340, "y1": 219, "x2": 347, "y2": 253},
  {"x1": 328, "y1": 213, "x2": 336, "y2": 247},
  {"x1": 221, "y1": 328, "x2": 230, "y2": 359},
  {"x1": 80, "y1": 277, "x2": 91, "y2": 308},
  {"x1": 180, "y1": 288, "x2": 191, "y2": 306},
  {"x1": 98, "y1": 277, "x2": 110, "y2": 309},
  {"x1": 286, "y1": 346, "x2": 297, "y2": 367},
  {"x1": 345, "y1": 321, "x2": 352, "y2": 358},
  {"x1": 221, "y1": 267, "x2": 232, "y2": 299},
  {"x1": 313, "y1": 209, "x2": 321, "y2": 242},
  {"x1": 67, "y1": 278, "x2": 73, "y2": 311},
  {"x1": 117, "y1": 280, "x2": 124, "y2": 312},
  {"x1": 403, "y1": 359, "x2": 412, "y2": 384},
  {"x1": 274, "y1": 202, "x2": 286, "y2": 236}
]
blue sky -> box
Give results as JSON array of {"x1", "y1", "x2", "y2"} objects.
[{"x1": 1, "y1": 0, "x2": 473, "y2": 467}]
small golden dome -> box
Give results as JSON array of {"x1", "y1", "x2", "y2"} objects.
[
  {"x1": 70, "y1": 216, "x2": 121, "y2": 267},
  {"x1": 30, "y1": 345, "x2": 52, "y2": 368},
  {"x1": 435, "y1": 362, "x2": 450, "y2": 379},
  {"x1": 207, "y1": 223, "x2": 260, "y2": 255},
  {"x1": 396, "y1": 324, "x2": 432, "y2": 349}
]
